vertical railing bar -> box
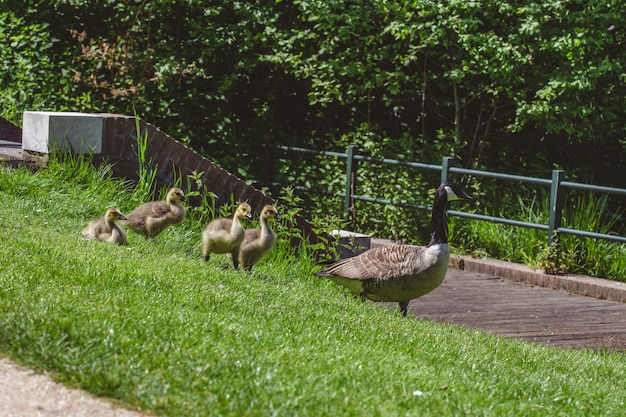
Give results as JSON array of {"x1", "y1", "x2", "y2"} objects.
[
  {"x1": 441, "y1": 156, "x2": 454, "y2": 184},
  {"x1": 344, "y1": 145, "x2": 358, "y2": 222},
  {"x1": 548, "y1": 170, "x2": 566, "y2": 246}
]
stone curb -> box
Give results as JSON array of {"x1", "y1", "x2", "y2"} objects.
[{"x1": 450, "y1": 255, "x2": 626, "y2": 304}]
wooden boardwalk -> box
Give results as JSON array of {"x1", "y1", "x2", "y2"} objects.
[{"x1": 409, "y1": 267, "x2": 626, "y2": 349}]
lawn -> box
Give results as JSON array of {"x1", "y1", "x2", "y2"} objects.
[{"x1": 1, "y1": 158, "x2": 625, "y2": 416}]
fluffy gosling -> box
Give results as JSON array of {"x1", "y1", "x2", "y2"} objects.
[
  {"x1": 238, "y1": 205, "x2": 280, "y2": 271},
  {"x1": 82, "y1": 208, "x2": 127, "y2": 245},
  {"x1": 202, "y1": 203, "x2": 253, "y2": 268},
  {"x1": 122, "y1": 187, "x2": 186, "y2": 237}
]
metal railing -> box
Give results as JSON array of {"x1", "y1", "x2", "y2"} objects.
[{"x1": 273, "y1": 145, "x2": 626, "y2": 246}]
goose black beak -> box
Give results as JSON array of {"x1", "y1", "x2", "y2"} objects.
[
  {"x1": 119, "y1": 214, "x2": 128, "y2": 221},
  {"x1": 461, "y1": 190, "x2": 473, "y2": 200}
]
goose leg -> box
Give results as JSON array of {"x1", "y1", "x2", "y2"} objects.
[
  {"x1": 231, "y1": 248, "x2": 240, "y2": 269},
  {"x1": 399, "y1": 301, "x2": 409, "y2": 317}
]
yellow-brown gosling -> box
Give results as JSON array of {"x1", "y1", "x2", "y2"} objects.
[
  {"x1": 122, "y1": 187, "x2": 186, "y2": 237},
  {"x1": 202, "y1": 202, "x2": 253, "y2": 268},
  {"x1": 82, "y1": 208, "x2": 127, "y2": 245},
  {"x1": 316, "y1": 182, "x2": 472, "y2": 316},
  {"x1": 238, "y1": 205, "x2": 280, "y2": 271}
]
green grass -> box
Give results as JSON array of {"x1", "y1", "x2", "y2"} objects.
[{"x1": 2, "y1": 159, "x2": 626, "y2": 416}]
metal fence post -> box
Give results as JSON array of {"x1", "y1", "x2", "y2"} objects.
[
  {"x1": 344, "y1": 145, "x2": 359, "y2": 222},
  {"x1": 441, "y1": 156, "x2": 454, "y2": 184},
  {"x1": 548, "y1": 170, "x2": 565, "y2": 246}
]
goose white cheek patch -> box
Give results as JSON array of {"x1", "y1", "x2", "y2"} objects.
[{"x1": 444, "y1": 185, "x2": 460, "y2": 201}]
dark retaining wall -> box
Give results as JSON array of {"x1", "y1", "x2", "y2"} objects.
[
  {"x1": 1, "y1": 114, "x2": 315, "y2": 240},
  {"x1": 0, "y1": 116, "x2": 22, "y2": 143},
  {"x1": 92, "y1": 114, "x2": 273, "y2": 210}
]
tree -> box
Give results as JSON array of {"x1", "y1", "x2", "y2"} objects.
[{"x1": 2, "y1": 0, "x2": 625, "y2": 188}]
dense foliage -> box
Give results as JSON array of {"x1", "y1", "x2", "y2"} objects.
[{"x1": 2, "y1": 0, "x2": 625, "y2": 241}]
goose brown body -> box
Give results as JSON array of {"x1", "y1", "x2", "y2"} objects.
[
  {"x1": 238, "y1": 205, "x2": 280, "y2": 271},
  {"x1": 202, "y1": 203, "x2": 253, "y2": 268},
  {"x1": 122, "y1": 188, "x2": 186, "y2": 237},
  {"x1": 82, "y1": 208, "x2": 127, "y2": 245},
  {"x1": 316, "y1": 182, "x2": 472, "y2": 316}
]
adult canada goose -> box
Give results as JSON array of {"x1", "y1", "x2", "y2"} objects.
[
  {"x1": 238, "y1": 205, "x2": 280, "y2": 271},
  {"x1": 122, "y1": 187, "x2": 186, "y2": 237},
  {"x1": 202, "y1": 203, "x2": 253, "y2": 268},
  {"x1": 316, "y1": 182, "x2": 472, "y2": 316},
  {"x1": 82, "y1": 208, "x2": 127, "y2": 245}
]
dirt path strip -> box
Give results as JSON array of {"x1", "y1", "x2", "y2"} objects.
[{"x1": 0, "y1": 358, "x2": 147, "y2": 417}]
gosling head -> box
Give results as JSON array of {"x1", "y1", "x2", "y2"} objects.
[
  {"x1": 261, "y1": 205, "x2": 281, "y2": 220},
  {"x1": 167, "y1": 187, "x2": 186, "y2": 204},
  {"x1": 105, "y1": 208, "x2": 127, "y2": 222},
  {"x1": 235, "y1": 203, "x2": 253, "y2": 220}
]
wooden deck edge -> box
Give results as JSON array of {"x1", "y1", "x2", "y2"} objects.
[{"x1": 451, "y1": 255, "x2": 626, "y2": 304}]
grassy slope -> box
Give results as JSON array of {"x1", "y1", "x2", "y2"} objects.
[{"x1": 1, "y1": 161, "x2": 626, "y2": 416}]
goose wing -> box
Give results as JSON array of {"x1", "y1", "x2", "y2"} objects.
[
  {"x1": 145, "y1": 201, "x2": 172, "y2": 219},
  {"x1": 205, "y1": 218, "x2": 233, "y2": 234},
  {"x1": 82, "y1": 218, "x2": 110, "y2": 239},
  {"x1": 125, "y1": 201, "x2": 170, "y2": 225},
  {"x1": 241, "y1": 228, "x2": 261, "y2": 246},
  {"x1": 319, "y1": 244, "x2": 433, "y2": 281}
]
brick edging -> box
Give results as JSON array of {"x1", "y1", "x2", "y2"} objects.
[{"x1": 450, "y1": 255, "x2": 626, "y2": 303}]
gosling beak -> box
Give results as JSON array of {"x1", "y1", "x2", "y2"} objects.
[
  {"x1": 246, "y1": 212, "x2": 253, "y2": 219},
  {"x1": 119, "y1": 214, "x2": 128, "y2": 221}
]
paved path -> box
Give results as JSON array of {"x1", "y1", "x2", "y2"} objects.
[
  {"x1": 411, "y1": 266, "x2": 626, "y2": 349},
  {"x1": 0, "y1": 358, "x2": 146, "y2": 417}
]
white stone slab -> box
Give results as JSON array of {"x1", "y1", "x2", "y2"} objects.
[{"x1": 22, "y1": 111, "x2": 103, "y2": 154}]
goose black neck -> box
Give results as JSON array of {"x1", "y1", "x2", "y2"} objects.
[{"x1": 428, "y1": 189, "x2": 448, "y2": 246}]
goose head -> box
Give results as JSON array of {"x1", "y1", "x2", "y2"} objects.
[
  {"x1": 441, "y1": 182, "x2": 473, "y2": 202},
  {"x1": 260, "y1": 205, "x2": 281, "y2": 221},
  {"x1": 235, "y1": 203, "x2": 254, "y2": 220},
  {"x1": 166, "y1": 188, "x2": 186, "y2": 204},
  {"x1": 105, "y1": 208, "x2": 127, "y2": 222}
]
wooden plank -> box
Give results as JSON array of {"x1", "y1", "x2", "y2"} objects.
[{"x1": 404, "y1": 268, "x2": 626, "y2": 349}]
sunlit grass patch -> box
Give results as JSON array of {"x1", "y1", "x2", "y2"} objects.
[{"x1": 1, "y1": 159, "x2": 626, "y2": 416}]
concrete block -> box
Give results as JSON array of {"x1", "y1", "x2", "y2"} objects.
[{"x1": 22, "y1": 111, "x2": 103, "y2": 154}]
